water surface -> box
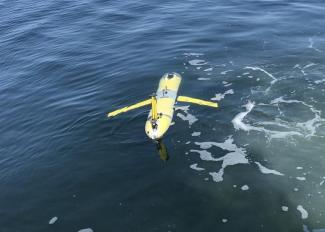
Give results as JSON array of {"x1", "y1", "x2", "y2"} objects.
[{"x1": 1, "y1": 0, "x2": 325, "y2": 231}]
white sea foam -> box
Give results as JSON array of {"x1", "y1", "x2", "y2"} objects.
[
  {"x1": 315, "y1": 79, "x2": 325, "y2": 84},
  {"x1": 255, "y1": 162, "x2": 284, "y2": 176},
  {"x1": 308, "y1": 37, "x2": 322, "y2": 53},
  {"x1": 190, "y1": 163, "x2": 205, "y2": 171},
  {"x1": 222, "y1": 81, "x2": 233, "y2": 87},
  {"x1": 211, "y1": 89, "x2": 234, "y2": 101},
  {"x1": 195, "y1": 136, "x2": 245, "y2": 153},
  {"x1": 270, "y1": 97, "x2": 300, "y2": 105},
  {"x1": 244, "y1": 66, "x2": 277, "y2": 83},
  {"x1": 189, "y1": 59, "x2": 207, "y2": 66},
  {"x1": 296, "y1": 177, "x2": 306, "y2": 181},
  {"x1": 204, "y1": 68, "x2": 213, "y2": 72},
  {"x1": 190, "y1": 149, "x2": 217, "y2": 161},
  {"x1": 232, "y1": 101, "x2": 255, "y2": 131},
  {"x1": 220, "y1": 70, "x2": 233, "y2": 75},
  {"x1": 78, "y1": 229, "x2": 94, "y2": 232},
  {"x1": 191, "y1": 132, "x2": 201, "y2": 137},
  {"x1": 49, "y1": 217, "x2": 58, "y2": 225},
  {"x1": 209, "y1": 171, "x2": 224, "y2": 182},
  {"x1": 241, "y1": 185, "x2": 249, "y2": 191},
  {"x1": 244, "y1": 66, "x2": 278, "y2": 93},
  {"x1": 232, "y1": 100, "x2": 304, "y2": 139},
  {"x1": 184, "y1": 52, "x2": 204, "y2": 56},
  {"x1": 294, "y1": 63, "x2": 316, "y2": 75},
  {"x1": 193, "y1": 137, "x2": 249, "y2": 182},
  {"x1": 209, "y1": 151, "x2": 249, "y2": 182},
  {"x1": 270, "y1": 97, "x2": 325, "y2": 138},
  {"x1": 176, "y1": 105, "x2": 198, "y2": 126},
  {"x1": 281, "y1": 206, "x2": 289, "y2": 212},
  {"x1": 304, "y1": 63, "x2": 316, "y2": 69},
  {"x1": 177, "y1": 112, "x2": 198, "y2": 126},
  {"x1": 297, "y1": 205, "x2": 308, "y2": 219},
  {"x1": 198, "y1": 77, "x2": 211, "y2": 80}
]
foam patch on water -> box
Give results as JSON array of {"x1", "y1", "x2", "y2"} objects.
[
  {"x1": 176, "y1": 105, "x2": 198, "y2": 126},
  {"x1": 204, "y1": 68, "x2": 213, "y2": 72},
  {"x1": 281, "y1": 206, "x2": 289, "y2": 212},
  {"x1": 241, "y1": 185, "x2": 249, "y2": 191},
  {"x1": 181, "y1": 57, "x2": 325, "y2": 217},
  {"x1": 192, "y1": 137, "x2": 249, "y2": 182},
  {"x1": 190, "y1": 163, "x2": 205, "y2": 171},
  {"x1": 190, "y1": 149, "x2": 218, "y2": 161},
  {"x1": 191, "y1": 132, "x2": 201, "y2": 137},
  {"x1": 232, "y1": 100, "x2": 304, "y2": 139},
  {"x1": 270, "y1": 97, "x2": 325, "y2": 138},
  {"x1": 49, "y1": 217, "x2": 58, "y2": 225},
  {"x1": 294, "y1": 63, "x2": 317, "y2": 76},
  {"x1": 198, "y1": 77, "x2": 211, "y2": 81},
  {"x1": 188, "y1": 59, "x2": 207, "y2": 66},
  {"x1": 184, "y1": 52, "x2": 204, "y2": 56},
  {"x1": 244, "y1": 66, "x2": 278, "y2": 92},
  {"x1": 255, "y1": 162, "x2": 284, "y2": 176},
  {"x1": 211, "y1": 89, "x2": 234, "y2": 101},
  {"x1": 315, "y1": 79, "x2": 325, "y2": 84},
  {"x1": 297, "y1": 205, "x2": 309, "y2": 219},
  {"x1": 222, "y1": 81, "x2": 232, "y2": 87},
  {"x1": 308, "y1": 37, "x2": 322, "y2": 53},
  {"x1": 232, "y1": 101, "x2": 255, "y2": 131},
  {"x1": 78, "y1": 229, "x2": 93, "y2": 232},
  {"x1": 220, "y1": 70, "x2": 233, "y2": 75},
  {"x1": 209, "y1": 171, "x2": 224, "y2": 182}
]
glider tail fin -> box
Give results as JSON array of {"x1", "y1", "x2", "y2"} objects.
[
  {"x1": 107, "y1": 99, "x2": 151, "y2": 117},
  {"x1": 177, "y1": 96, "x2": 218, "y2": 108}
]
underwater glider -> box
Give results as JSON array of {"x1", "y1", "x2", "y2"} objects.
[{"x1": 107, "y1": 73, "x2": 218, "y2": 140}]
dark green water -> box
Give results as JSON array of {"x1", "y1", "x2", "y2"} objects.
[{"x1": 1, "y1": 0, "x2": 325, "y2": 231}]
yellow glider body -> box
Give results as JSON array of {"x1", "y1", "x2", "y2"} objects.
[
  {"x1": 107, "y1": 73, "x2": 218, "y2": 140},
  {"x1": 145, "y1": 73, "x2": 182, "y2": 139}
]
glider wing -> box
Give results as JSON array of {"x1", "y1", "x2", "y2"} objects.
[
  {"x1": 107, "y1": 99, "x2": 151, "y2": 117},
  {"x1": 177, "y1": 96, "x2": 218, "y2": 108}
]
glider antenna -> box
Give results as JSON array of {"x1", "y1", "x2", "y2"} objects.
[
  {"x1": 150, "y1": 93, "x2": 158, "y2": 129},
  {"x1": 151, "y1": 93, "x2": 158, "y2": 120}
]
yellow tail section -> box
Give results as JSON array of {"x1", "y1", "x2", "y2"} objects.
[
  {"x1": 107, "y1": 99, "x2": 151, "y2": 117},
  {"x1": 177, "y1": 96, "x2": 218, "y2": 108}
]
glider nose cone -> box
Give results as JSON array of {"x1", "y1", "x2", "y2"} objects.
[
  {"x1": 149, "y1": 130, "x2": 158, "y2": 140},
  {"x1": 145, "y1": 128, "x2": 161, "y2": 140},
  {"x1": 145, "y1": 122, "x2": 166, "y2": 140}
]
